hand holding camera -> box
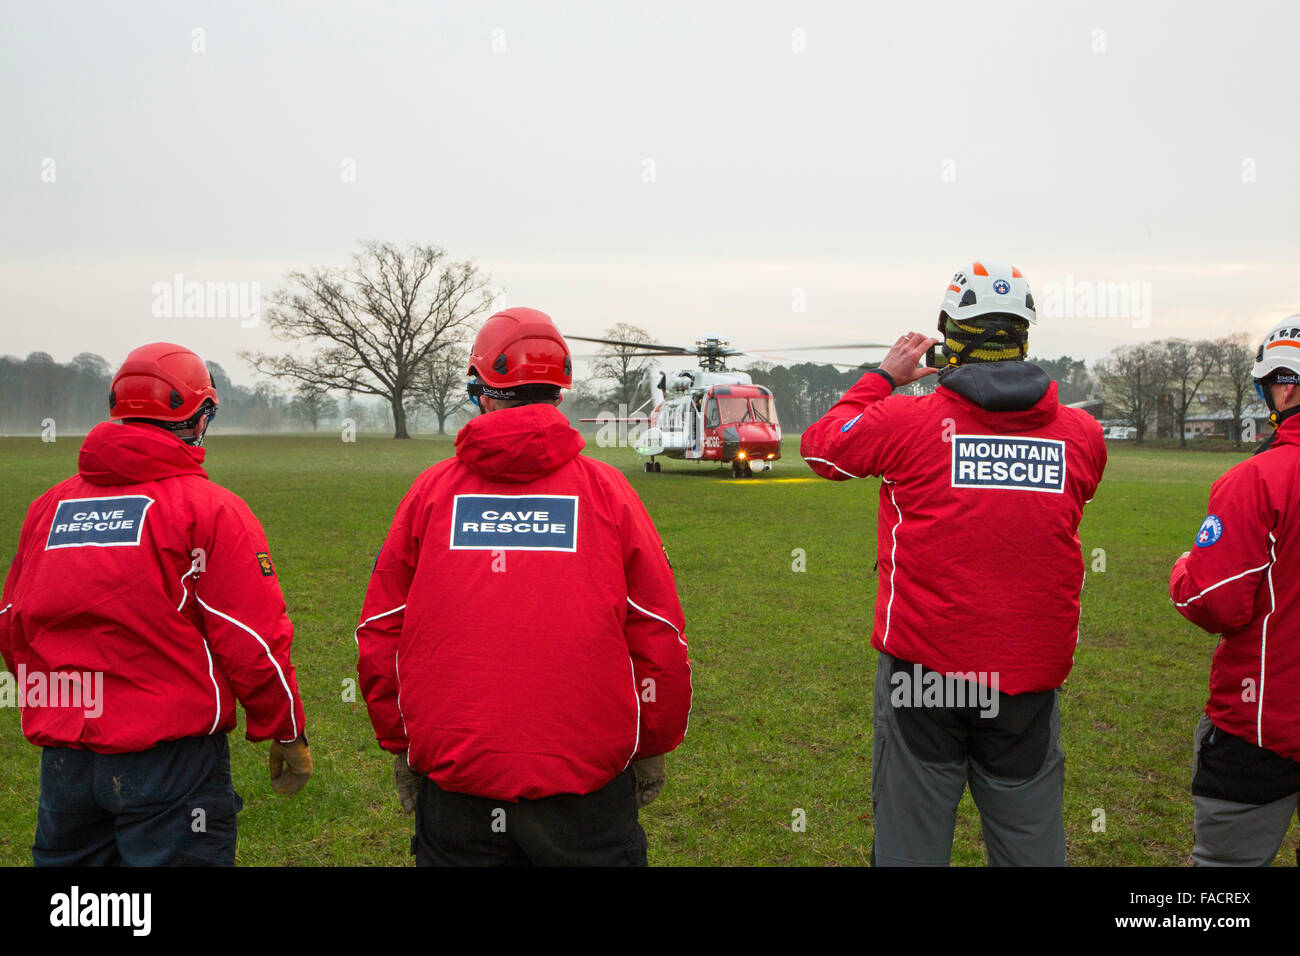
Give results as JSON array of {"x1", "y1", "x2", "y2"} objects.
[{"x1": 878, "y1": 332, "x2": 943, "y2": 387}]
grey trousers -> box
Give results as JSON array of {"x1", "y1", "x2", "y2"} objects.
[
  {"x1": 871, "y1": 652, "x2": 1067, "y2": 866},
  {"x1": 1191, "y1": 713, "x2": 1300, "y2": 867}
]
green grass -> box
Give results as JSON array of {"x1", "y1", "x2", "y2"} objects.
[{"x1": 0, "y1": 433, "x2": 1296, "y2": 866}]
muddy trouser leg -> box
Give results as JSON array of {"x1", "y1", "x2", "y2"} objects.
[
  {"x1": 33, "y1": 747, "x2": 119, "y2": 866},
  {"x1": 34, "y1": 735, "x2": 240, "y2": 867},
  {"x1": 1191, "y1": 713, "x2": 1300, "y2": 866},
  {"x1": 870, "y1": 652, "x2": 968, "y2": 866},
  {"x1": 966, "y1": 692, "x2": 1067, "y2": 867}
]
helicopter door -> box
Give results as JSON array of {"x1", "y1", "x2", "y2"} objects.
[{"x1": 688, "y1": 399, "x2": 703, "y2": 458}]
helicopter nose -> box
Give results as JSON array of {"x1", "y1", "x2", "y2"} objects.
[{"x1": 726, "y1": 423, "x2": 781, "y2": 461}]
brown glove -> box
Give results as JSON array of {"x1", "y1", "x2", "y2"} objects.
[
  {"x1": 395, "y1": 754, "x2": 422, "y2": 814},
  {"x1": 269, "y1": 736, "x2": 313, "y2": 795},
  {"x1": 632, "y1": 754, "x2": 667, "y2": 808}
]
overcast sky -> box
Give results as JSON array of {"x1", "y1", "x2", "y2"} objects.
[{"x1": 3, "y1": 0, "x2": 1298, "y2": 384}]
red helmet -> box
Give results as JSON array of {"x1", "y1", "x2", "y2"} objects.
[
  {"x1": 468, "y1": 307, "x2": 572, "y2": 390},
  {"x1": 109, "y1": 342, "x2": 220, "y2": 422}
]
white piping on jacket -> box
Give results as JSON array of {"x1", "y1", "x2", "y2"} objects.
[
  {"x1": 1257, "y1": 533, "x2": 1278, "y2": 747},
  {"x1": 881, "y1": 478, "x2": 903, "y2": 649},
  {"x1": 196, "y1": 595, "x2": 298, "y2": 741},
  {"x1": 802, "y1": 456, "x2": 864, "y2": 480},
  {"x1": 354, "y1": 604, "x2": 406, "y2": 646},
  {"x1": 1171, "y1": 563, "x2": 1270, "y2": 609}
]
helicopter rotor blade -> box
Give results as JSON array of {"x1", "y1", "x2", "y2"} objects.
[
  {"x1": 566, "y1": 335, "x2": 692, "y2": 353},
  {"x1": 735, "y1": 348, "x2": 874, "y2": 370},
  {"x1": 570, "y1": 351, "x2": 690, "y2": 359},
  {"x1": 744, "y1": 343, "x2": 893, "y2": 352}
]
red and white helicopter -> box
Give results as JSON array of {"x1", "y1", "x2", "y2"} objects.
[{"x1": 572, "y1": 333, "x2": 887, "y2": 478}]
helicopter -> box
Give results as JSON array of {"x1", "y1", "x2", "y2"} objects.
[{"x1": 571, "y1": 333, "x2": 887, "y2": 478}]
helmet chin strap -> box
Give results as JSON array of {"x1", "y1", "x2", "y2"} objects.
[
  {"x1": 161, "y1": 403, "x2": 217, "y2": 446},
  {"x1": 1257, "y1": 373, "x2": 1300, "y2": 429},
  {"x1": 1268, "y1": 405, "x2": 1300, "y2": 430}
]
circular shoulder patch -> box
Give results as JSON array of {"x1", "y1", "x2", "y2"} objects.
[{"x1": 1195, "y1": 514, "x2": 1223, "y2": 548}]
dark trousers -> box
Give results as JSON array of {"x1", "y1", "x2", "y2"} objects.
[
  {"x1": 33, "y1": 734, "x2": 243, "y2": 867},
  {"x1": 414, "y1": 768, "x2": 648, "y2": 867},
  {"x1": 1191, "y1": 714, "x2": 1300, "y2": 866}
]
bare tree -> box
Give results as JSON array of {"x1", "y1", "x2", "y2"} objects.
[
  {"x1": 1208, "y1": 333, "x2": 1258, "y2": 448},
  {"x1": 416, "y1": 346, "x2": 471, "y2": 435},
  {"x1": 246, "y1": 382, "x2": 286, "y2": 431},
  {"x1": 593, "y1": 323, "x2": 655, "y2": 410},
  {"x1": 1157, "y1": 338, "x2": 1220, "y2": 447},
  {"x1": 289, "y1": 384, "x2": 337, "y2": 432},
  {"x1": 243, "y1": 241, "x2": 493, "y2": 439},
  {"x1": 1095, "y1": 343, "x2": 1168, "y2": 443}
]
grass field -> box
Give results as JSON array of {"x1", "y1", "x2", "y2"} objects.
[{"x1": 1, "y1": 431, "x2": 1297, "y2": 866}]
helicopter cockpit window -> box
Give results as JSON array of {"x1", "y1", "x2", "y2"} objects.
[
  {"x1": 715, "y1": 397, "x2": 751, "y2": 424},
  {"x1": 750, "y1": 396, "x2": 778, "y2": 425},
  {"x1": 705, "y1": 399, "x2": 720, "y2": 428}
]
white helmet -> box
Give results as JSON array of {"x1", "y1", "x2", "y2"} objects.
[
  {"x1": 939, "y1": 261, "x2": 1037, "y2": 326},
  {"x1": 1252, "y1": 316, "x2": 1300, "y2": 381}
]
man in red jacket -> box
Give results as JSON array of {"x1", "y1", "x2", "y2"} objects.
[
  {"x1": 0, "y1": 343, "x2": 311, "y2": 866},
  {"x1": 356, "y1": 307, "x2": 691, "y2": 867},
  {"x1": 802, "y1": 262, "x2": 1107, "y2": 866},
  {"x1": 1171, "y1": 317, "x2": 1300, "y2": 866}
]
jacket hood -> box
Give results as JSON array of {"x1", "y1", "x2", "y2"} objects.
[
  {"x1": 78, "y1": 421, "x2": 209, "y2": 486},
  {"x1": 937, "y1": 361, "x2": 1059, "y2": 430},
  {"x1": 454, "y1": 404, "x2": 585, "y2": 482}
]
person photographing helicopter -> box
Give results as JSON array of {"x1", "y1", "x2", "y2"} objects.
[
  {"x1": 0, "y1": 342, "x2": 311, "y2": 867},
  {"x1": 355, "y1": 307, "x2": 692, "y2": 866},
  {"x1": 1170, "y1": 317, "x2": 1300, "y2": 866},
  {"x1": 801, "y1": 262, "x2": 1107, "y2": 866}
]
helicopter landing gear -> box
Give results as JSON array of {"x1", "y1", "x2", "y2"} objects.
[
  {"x1": 644, "y1": 459, "x2": 661, "y2": 473},
  {"x1": 731, "y1": 459, "x2": 753, "y2": 479}
]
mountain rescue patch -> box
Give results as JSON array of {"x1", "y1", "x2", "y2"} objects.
[
  {"x1": 256, "y1": 552, "x2": 276, "y2": 576},
  {"x1": 1195, "y1": 514, "x2": 1223, "y2": 548},
  {"x1": 450, "y1": 495, "x2": 578, "y2": 552},
  {"x1": 951, "y1": 436, "x2": 1066, "y2": 493},
  {"x1": 45, "y1": 495, "x2": 154, "y2": 550}
]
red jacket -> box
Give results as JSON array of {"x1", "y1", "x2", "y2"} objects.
[
  {"x1": 1170, "y1": 415, "x2": 1300, "y2": 761},
  {"x1": 0, "y1": 422, "x2": 305, "y2": 753},
  {"x1": 356, "y1": 404, "x2": 691, "y2": 802},
  {"x1": 801, "y1": 364, "x2": 1107, "y2": 694}
]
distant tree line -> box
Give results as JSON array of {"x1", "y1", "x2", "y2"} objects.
[
  {"x1": 0, "y1": 351, "x2": 396, "y2": 436},
  {"x1": 0, "y1": 352, "x2": 113, "y2": 434},
  {"x1": 0, "y1": 314, "x2": 1257, "y2": 449}
]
